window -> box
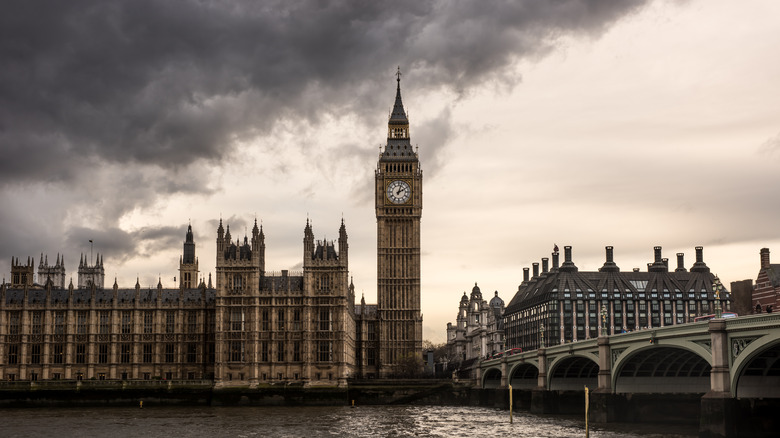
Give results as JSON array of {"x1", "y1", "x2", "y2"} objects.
[
  {"x1": 54, "y1": 311, "x2": 66, "y2": 335},
  {"x1": 317, "y1": 342, "x2": 332, "y2": 362},
  {"x1": 144, "y1": 311, "x2": 154, "y2": 334},
  {"x1": 121, "y1": 312, "x2": 132, "y2": 334},
  {"x1": 277, "y1": 309, "x2": 285, "y2": 330},
  {"x1": 143, "y1": 344, "x2": 153, "y2": 363},
  {"x1": 293, "y1": 309, "x2": 302, "y2": 330},
  {"x1": 98, "y1": 344, "x2": 109, "y2": 364},
  {"x1": 262, "y1": 310, "x2": 270, "y2": 331},
  {"x1": 319, "y1": 309, "x2": 331, "y2": 331},
  {"x1": 187, "y1": 311, "x2": 197, "y2": 333},
  {"x1": 165, "y1": 343, "x2": 175, "y2": 363},
  {"x1": 261, "y1": 342, "x2": 269, "y2": 362},
  {"x1": 165, "y1": 311, "x2": 176, "y2": 334},
  {"x1": 32, "y1": 311, "x2": 43, "y2": 334},
  {"x1": 120, "y1": 344, "x2": 131, "y2": 364},
  {"x1": 276, "y1": 341, "x2": 285, "y2": 362},
  {"x1": 293, "y1": 341, "x2": 301, "y2": 362},
  {"x1": 229, "y1": 341, "x2": 244, "y2": 362},
  {"x1": 77, "y1": 311, "x2": 88, "y2": 334},
  {"x1": 30, "y1": 344, "x2": 42, "y2": 364},
  {"x1": 76, "y1": 344, "x2": 86, "y2": 364},
  {"x1": 99, "y1": 311, "x2": 110, "y2": 334},
  {"x1": 187, "y1": 343, "x2": 197, "y2": 363},
  {"x1": 8, "y1": 311, "x2": 21, "y2": 335},
  {"x1": 52, "y1": 344, "x2": 64, "y2": 364},
  {"x1": 7, "y1": 344, "x2": 19, "y2": 364},
  {"x1": 230, "y1": 309, "x2": 244, "y2": 331}
]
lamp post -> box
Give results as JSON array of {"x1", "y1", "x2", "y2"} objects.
[
  {"x1": 540, "y1": 323, "x2": 545, "y2": 348},
  {"x1": 713, "y1": 276, "x2": 723, "y2": 318}
]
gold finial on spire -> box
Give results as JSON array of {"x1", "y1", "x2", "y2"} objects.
[{"x1": 396, "y1": 66, "x2": 402, "y2": 82}]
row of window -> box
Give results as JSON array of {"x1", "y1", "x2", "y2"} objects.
[
  {"x1": 5, "y1": 311, "x2": 208, "y2": 335},
  {"x1": 227, "y1": 309, "x2": 331, "y2": 332},
  {"x1": 6, "y1": 343, "x2": 214, "y2": 365},
  {"x1": 227, "y1": 341, "x2": 332, "y2": 362}
]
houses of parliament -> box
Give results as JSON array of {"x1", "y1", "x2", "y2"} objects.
[{"x1": 0, "y1": 76, "x2": 424, "y2": 385}]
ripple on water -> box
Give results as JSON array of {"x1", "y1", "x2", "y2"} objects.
[{"x1": 0, "y1": 405, "x2": 696, "y2": 438}]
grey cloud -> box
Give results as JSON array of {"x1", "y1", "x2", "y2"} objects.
[
  {"x1": 1, "y1": 0, "x2": 651, "y2": 185},
  {"x1": 0, "y1": 0, "x2": 653, "y2": 275}
]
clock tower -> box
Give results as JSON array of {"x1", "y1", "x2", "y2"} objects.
[{"x1": 375, "y1": 69, "x2": 423, "y2": 376}]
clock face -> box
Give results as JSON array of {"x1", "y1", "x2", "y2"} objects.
[{"x1": 387, "y1": 180, "x2": 411, "y2": 204}]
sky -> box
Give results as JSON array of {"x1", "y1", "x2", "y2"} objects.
[{"x1": 2, "y1": 0, "x2": 780, "y2": 343}]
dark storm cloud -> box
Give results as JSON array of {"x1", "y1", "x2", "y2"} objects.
[
  {"x1": 1, "y1": 0, "x2": 650, "y2": 184},
  {"x1": 65, "y1": 225, "x2": 184, "y2": 263},
  {"x1": 0, "y1": 0, "x2": 651, "y2": 272}
]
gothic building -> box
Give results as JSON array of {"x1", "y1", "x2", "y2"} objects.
[
  {"x1": 503, "y1": 245, "x2": 732, "y2": 351},
  {"x1": 0, "y1": 75, "x2": 422, "y2": 384},
  {"x1": 445, "y1": 284, "x2": 505, "y2": 364},
  {"x1": 373, "y1": 70, "x2": 424, "y2": 376},
  {"x1": 0, "y1": 232, "x2": 216, "y2": 382},
  {"x1": 213, "y1": 218, "x2": 355, "y2": 386}
]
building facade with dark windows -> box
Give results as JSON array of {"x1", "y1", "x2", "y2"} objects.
[
  {"x1": 503, "y1": 246, "x2": 732, "y2": 351},
  {"x1": 0, "y1": 227, "x2": 217, "y2": 383}
]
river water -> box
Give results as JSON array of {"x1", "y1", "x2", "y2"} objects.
[{"x1": 1, "y1": 405, "x2": 697, "y2": 437}]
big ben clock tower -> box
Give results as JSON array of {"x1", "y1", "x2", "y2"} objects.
[{"x1": 376, "y1": 68, "x2": 423, "y2": 376}]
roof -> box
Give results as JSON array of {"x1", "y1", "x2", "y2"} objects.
[
  {"x1": 506, "y1": 248, "x2": 726, "y2": 315},
  {"x1": 3, "y1": 287, "x2": 216, "y2": 306}
]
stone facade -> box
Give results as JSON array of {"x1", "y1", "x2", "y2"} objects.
[
  {"x1": 213, "y1": 219, "x2": 355, "y2": 387},
  {"x1": 1, "y1": 253, "x2": 216, "y2": 382},
  {"x1": 446, "y1": 284, "x2": 505, "y2": 363}
]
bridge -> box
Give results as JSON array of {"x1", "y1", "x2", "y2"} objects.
[{"x1": 477, "y1": 313, "x2": 780, "y2": 438}]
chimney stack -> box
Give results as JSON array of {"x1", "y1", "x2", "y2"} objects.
[
  {"x1": 523, "y1": 267, "x2": 530, "y2": 283},
  {"x1": 542, "y1": 258, "x2": 549, "y2": 274},
  {"x1": 760, "y1": 248, "x2": 770, "y2": 269},
  {"x1": 532, "y1": 262, "x2": 539, "y2": 278},
  {"x1": 560, "y1": 246, "x2": 578, "y2": 272},
  {"x1": 552, "y1": 252, "x2": 559, "y2": 270},
  {"x1": 599, "y1": 246, "x2": 619, "y2": 272},
  {"x1": 690, "y1": 246, "x2": 710, "y2": 273},
  {"x1": 675, "y1": 253, "x2": 686, "y2": 272}
]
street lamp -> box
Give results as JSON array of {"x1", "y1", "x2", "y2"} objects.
[
  {"x1": 712, "y1": 276, "x2": 723, "y2": 318},
  {"x1": 540, "y1": 323, "x2": 545, "y2": 348},
  {"x1": 601, "y1": 304, "x2": 608, "y2": 336}
]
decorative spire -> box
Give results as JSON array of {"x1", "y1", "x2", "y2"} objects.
[{"x1": 389, "y1": 67, "x2": 409, "y2": 127}]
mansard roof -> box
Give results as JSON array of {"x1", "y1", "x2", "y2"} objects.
[
  {"x1": 3, "y1": 286, "x2": 216, "y2": 306},
  {"x1": 261, "y1": 273, "x2": 304, "y2": 293},
  {"x1": 505, "y1": 246, "x2": 726, "y2": 315}
]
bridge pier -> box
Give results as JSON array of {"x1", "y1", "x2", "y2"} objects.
[{"x1": 699, "y1": 319, "x2": 737, "y2": 438}]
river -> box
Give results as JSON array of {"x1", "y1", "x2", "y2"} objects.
[{"x1": 1, "y1": 405, "x2": 698, "y2": 437}]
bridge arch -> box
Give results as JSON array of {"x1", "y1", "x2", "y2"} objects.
[
  {"x1": 731, "y1": 335, "x2": 780, "y2": 397},
  {"x1": 508, "y1": 362, "x2": 539, "y2": 389},
  {"x1": 548, "y1": 354, "x2": 598, "y2": 391},
  {"x1": 482, "y1": 367, "x2": 502, "y2": 389},
  {"x1": 613, "y1": 345, "x2": 711, "y2": 393}
]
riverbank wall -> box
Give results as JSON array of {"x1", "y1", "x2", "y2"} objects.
[{"x1": 0, "y1": 379, "x2": 477, "y2": 408}]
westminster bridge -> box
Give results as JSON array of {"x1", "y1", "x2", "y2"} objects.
[{"x1": 477, "y1": 313, "x2": 780, "y2": 438}]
